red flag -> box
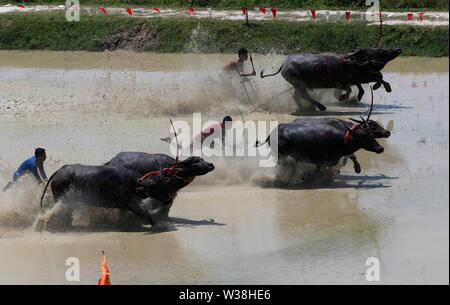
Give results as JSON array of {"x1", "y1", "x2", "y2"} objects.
[
  {"x1": 98, "y1": 255, "x2": 111, "y2": 285},
  {"x1": 126, "y1": 8, "x2": 132, "y2": 15},
  {"x1": 99, "y1": 7, "x2": 106, "y2": 14},
  {"x1": 153, "y1": 8, "x2": 160, "y2": 12},
  {"x1": 418, "y1": 13, "x2": 424, "y2": 21},
  {"x1": 271, "y1": 8, "x2": 276, "y2": 19},
  {"x1": 311, "y1": 10, "x2": 316, "y2": 19},
  {"x1": 345, "y1": 11, "x2": 351, "y2": 21},
  {"x1": 241, "y1": 7, "x2": 246, "y2": 15},
  {"x1": 18, "y1": 5, "x2": 25, "y2": 8},
  {"x1": 407, "y1": 13, "x2": 413, "y2": 20},
  {"x1": 260, "y1": 8, "x2": 266, "y2": 14},
  {"x1": 188, "y1": 7, "x2": 194, "y2": 15}
]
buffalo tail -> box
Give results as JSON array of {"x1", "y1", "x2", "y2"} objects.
[
  {"x1": 39, "y1": 170, "x2": 59, "y2": 212},
  {"x1": 260, "y1": 64, "x2": 283, "y2": 79}
]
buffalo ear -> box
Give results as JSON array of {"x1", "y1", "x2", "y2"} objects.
[{"x1": 345, "y1": 48, "x2": 362, "y2": 60}]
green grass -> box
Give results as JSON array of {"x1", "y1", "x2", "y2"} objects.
[
  {"x1": 0, "y1": 11, "x2": 448, "y2": 56},
  {"x1": 0, "y1": 0, "x2": 448, "y2": 10}
]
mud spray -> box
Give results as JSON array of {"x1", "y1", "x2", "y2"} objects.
[
  {"x1": 252, "y1": 157, "x2": 343, "y2": 188},
  {"x1": 0, "y1": 176, "x2": 41, "y2": 229}
]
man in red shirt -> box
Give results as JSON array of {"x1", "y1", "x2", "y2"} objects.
[
  {"x1": 160, "y1": 116, "x2": 233, "y2": 152},
  {"x1": 223, "y1": 48, "x2": 256, "y2": 77},
  {"x1": 191, "y1": 116, "x2": 233, "y2": 150}
]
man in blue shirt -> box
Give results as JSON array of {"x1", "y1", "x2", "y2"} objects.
[{"x1": 3, "y1": 148, "x2": 47, "y2": 191}]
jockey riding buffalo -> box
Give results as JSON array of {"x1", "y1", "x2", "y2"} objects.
[
  {"x1": 260, "y1": 47, "x2": 401, "y2": 111},
  {"x1": 105, "y1": 152, "x2": 215, "y2": 221},
  {"x1": 39, "y1": 164, "x2": 173, "y2": 226}
]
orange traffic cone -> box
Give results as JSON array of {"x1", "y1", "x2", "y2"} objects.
[{"x1": 98, "y1": 251, "x2": 111, "y2": 285}]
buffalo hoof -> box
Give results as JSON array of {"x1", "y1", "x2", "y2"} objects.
[
  {"x1": 354, "y1": 164, "x2": 361, "y2": 174},
  {"x1": 317, "y1": 104, "x2": 327, "y2": 111},
  {"x1": 373, "y1": 82, "x2": 382, "y2": 90},
  {"x1": 384, "y1": 84, "x2": 392, "y2": 92}
]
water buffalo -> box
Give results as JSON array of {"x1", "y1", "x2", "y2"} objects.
[
  {"x1": 106, "y1": 152, "x2": 215, "y2": 221},
  {"x1": 291, "y1": 117, "x2": 390, "y2": 173},
  {"x1": 260, "y1": 47, "x2": 401, "y2": 111},
  {"x1": 256, "y1": 121, "x2": 384, "y2": 172},
  {"x1": 39, "y1": 164, "x2": 173, "y2": 226}
]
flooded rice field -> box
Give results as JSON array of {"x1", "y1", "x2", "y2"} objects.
[{"x1": 0, "y1": 51, "x2": 448, "y2": 284}]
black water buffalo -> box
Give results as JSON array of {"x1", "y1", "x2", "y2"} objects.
[
  {"x1": 106, "y1": 153, "x2": 215, "y2": 194},
  {"x1": 260, "y1": 47, "x2": 401, "y2": 111},
  {"x1": 291, "y1": 117, "x2": 390, "y2": 173},
  {"x1": 256, "y1": 121, "x2": 384, "y2": 171},
  {"x1": 39, "y1": 164, "x2": 173, "y2": 225},
  {"x1": 106, "y1": 152, "x2": 215, "y2": 221}
]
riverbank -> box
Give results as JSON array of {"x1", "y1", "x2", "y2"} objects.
[
  {"x1": 0, "y1": 11, "x2": 448, "y2": 56},
  {"x1": 1, "y1": 1, "x2": 448, "y2": 11}
]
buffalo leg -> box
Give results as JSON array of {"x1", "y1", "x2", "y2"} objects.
[
  {"x1": 372, "y1": 80, "x2": 391, "y2": 93},
  {"x1": 347, "y1": 154, "x2": 361, "y2": 173},
  {"x1": 336, "y1": 86, "x2": 352, "y2": 101},
  {"x1": 373, "y1": 82, "x2": 382, "y2": 90},
  {"x1": 355, "y1": 83, "x2": 365, "y2": 101},
  {"x1": 293, "y1": 88, "x2": 304, "y2": 109},
  {"x1": 369, "y1": 72, "x2": 391, "y2": 92},
  {"x1": 333, "y1": 88, "x2": 343, "y2": 100},
  {"x1": 296, "y1": 86, "x2": 327, "y2": 111},
  {"x1": 148, "y1": 198, "x2": 172, "y2": 224},
  {"x1": 381, "y1": 80, "x2": 392, "y2": 92},
  {"x1": 128, "y1": 201, "x2": 155, "y2": 225}
]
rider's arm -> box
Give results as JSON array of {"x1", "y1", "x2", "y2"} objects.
[
  {"x1": 30, "y1": 166, "x2": 43, "y2": 184},
  {"x1": 37, "y1": 162, "x2": 47, "y2": 181}
]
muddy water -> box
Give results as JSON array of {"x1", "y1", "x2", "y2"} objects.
[{"x1": 0, "y1": 51, "x2": 448, "y2": 284}]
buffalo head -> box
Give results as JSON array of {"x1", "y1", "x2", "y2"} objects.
[
  {"x1": 345, "y1": 47, "x2": 401, "y2": 66},
  {"x1": 171, "y1": 156, "x2": 215, "y2": 177},
  {"x1": 346, "y1": 127, "x2": 384, "y2": 154}
]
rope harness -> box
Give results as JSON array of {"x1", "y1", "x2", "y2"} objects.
[
  {"x1": 137, "y1": 164, "x2": 179, "y2": 183},
  {"x1": 344, "y1": 125, "x2": 357, "y2": 144}
]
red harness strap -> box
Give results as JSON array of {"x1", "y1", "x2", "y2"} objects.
[
  {"x1": 138, "y1": 164, "x2": 179, "y2": 182},
  {"x1": 344, "y1": 124, "x2": 357, "y2": 144}
]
